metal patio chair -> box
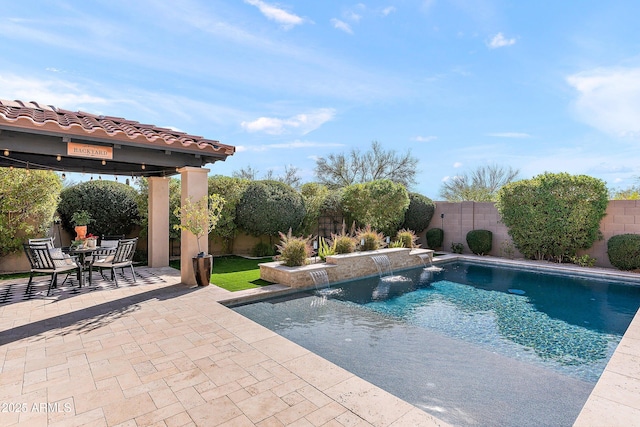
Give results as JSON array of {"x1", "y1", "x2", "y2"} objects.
[
  {"x1": 23, "y1": 243, "x2": 80, "y2": 296},
  {"x1": 90, "y1": 238, "x2": 138, "y2": 286}
]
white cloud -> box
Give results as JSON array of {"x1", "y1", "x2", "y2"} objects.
[
  {"x1": 453, "y1": 162, "x2": 463, "y2": 168},
  {"x1": 411, "y1": 135, "x2": 438, "y2": 142},
  {"x1": 382, "y1": 6, "x2": 396, "y2": 16},
  {"x1": 487, "y1": 32, "x2": 516, "y2": 49},
  {"x1": 331, "y1": 18, "x2": 353, "y2": 34},
  {"x1": 241, "y1": 108, "x2": 336, "y2": 135},
  {"x1": 567, "y1": 67, "x2": 640, "y2": 139},
  {"x1": 486, "y1": 132, "x2": 531, "y2": 138},
  {"x1": 237, "y1": 140, "x2": 345, "y2": 152},
  {"x1": 442, "y1": 175, "x2": 450, "y2": 182},
  {"x1": 244, "y1": 0, "x2": 304, "y2": 29}
]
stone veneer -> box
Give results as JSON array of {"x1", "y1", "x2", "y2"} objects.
[{"x1": 259, "y1": 247, "x2": 434, "y2": 288}]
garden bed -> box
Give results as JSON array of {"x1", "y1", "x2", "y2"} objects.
[{"x1": 259, "y1": 247, "x2": 434, "y2": 288}]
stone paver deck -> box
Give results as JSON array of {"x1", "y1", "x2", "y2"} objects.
[{"x1": 0, "y1": 267, "x2": 449, "y2": 427}]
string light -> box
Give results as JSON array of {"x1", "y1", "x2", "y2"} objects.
[
  {"x1": 101, "y1": 159, "x2": 106, "y2": 165},
  {"x1": 61, "y1": 173, "x2": 66, "y2": 179},
  {"x1": 90, "y1": 176, "x2": 93, "y2": 180},
  {"x1": 98, "y1": 175, "x2": 102, "y2": 180},
  {"x1": 3, "y1": 149, "x2": 8, "y2": 156},
  {"x1": 56, "y1": 154, "x2": 61, "y2": 161},
  {"x1": 141, "y1": 164, "x2": 146, "y2": 170}
]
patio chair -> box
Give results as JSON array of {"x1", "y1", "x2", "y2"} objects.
[
  {"x1": 90, "y1": 238, "x2": 138, "y2": 286},
  {"x1": 23, "y1": 243, "x2": 80, "y2": 296},
  {"x1": 28, "y1": 237, "x2": 70, "y2": 260},
  {"x1": 100, "y1": 235, "x2": 125, "y2": 248}
]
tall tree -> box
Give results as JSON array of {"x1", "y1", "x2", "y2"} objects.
[
  {"x1": 440, "y1": 164, "x2": 519, "y2": 202},
  {"x1": 314, "y1": 141, "x2": 418, "y2": 189},
  {"x1": 233, "y1": 165, "x2": 302, "y2": 189}
]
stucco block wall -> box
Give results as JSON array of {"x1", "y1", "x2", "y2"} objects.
[{"x1": 424, "y1": 200, "x2": 640, "y2": 268}]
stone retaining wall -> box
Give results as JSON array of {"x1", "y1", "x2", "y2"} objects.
[{"x1": 259, "y1": 247, "x2": 434, "y2": 288}]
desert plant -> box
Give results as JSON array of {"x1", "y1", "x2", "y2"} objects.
[
  {"x1": 173, "y1": 194, "x2": 225, "y2": 255},
  {"x1": 251, "y1": 241, "x2": 276, "y2": 257},
  {"x1": 426, "y1": 228, "x2": 444, "y2": 249},
  {"x1": 388, "y1": 240, "x2": 405, "y2": 248},
  {"x1": 356, "y1": 225, "x2": 386, "y2": 251},
  {"x1": 330, "y1": 221, "x2": 357, "y2": 254},
  {"x1": 401, "y1": 193, "x2": 435, "y2": 232},
  {"x1": 607, "y1": 234, "x2": 640, "y2": 270},
  {"x1": 396, "y1": 229, "x2": 420, "y2": 249},
  {"x1": 466, "y1": 229, "x2": 492, "y2": 255},
  {"x1": 317, "y1": 237, "x2": 336, "y2": 261},
  {"x1": 451, "y1": 242, "x2": 464, "y2": 254},
  {"x1": 276, "y1": 229, "x2": 314, "y2": 267}
]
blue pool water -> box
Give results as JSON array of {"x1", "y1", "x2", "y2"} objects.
[{"x1": 232, "y1": 261, "x2": 640, "y2": 426}]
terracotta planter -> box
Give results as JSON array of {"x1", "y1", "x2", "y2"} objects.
[
  {"x1": 192, "y1": 255, "x2": 213, "y2": 286},
  {"x1": 75, "y1": 225, "x2": 87, "y2": 240}
]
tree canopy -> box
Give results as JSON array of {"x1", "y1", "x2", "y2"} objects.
[
  {"x1": 440, "y1": 164, "x2": 519, "y2": 202},
  {"x1": 315, "y1": 141, "x2": 418, "y2": 189}
]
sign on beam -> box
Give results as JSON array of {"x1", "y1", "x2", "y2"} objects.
[{"x1": 67, "y1": 142, "x2": 113, "y2": 159}]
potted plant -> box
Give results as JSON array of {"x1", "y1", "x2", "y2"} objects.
[
  {"x1": 173, "y1": 194, "x2": 225, "y2": 286},
  {"x1": 71, "y1": 210, "x2": 92, "y2": 240}
]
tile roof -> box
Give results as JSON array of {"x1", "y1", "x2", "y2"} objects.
[{"x1": 0, "y1": 99, "x2": 235, "y2": 157}]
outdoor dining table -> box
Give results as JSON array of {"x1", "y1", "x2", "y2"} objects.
[{"x1": 65, "y1": 246, "x2": 116, "y2": 287}]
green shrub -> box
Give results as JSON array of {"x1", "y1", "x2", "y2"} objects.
[
  {"x1": 0, "y1": 169, "x2": 62, "y2": 255},
  {"x1": 607, "y1": 234, "x2": 640, "y2": 270},
  {"x1": 500, "y1": 240, "x2": 516, "y2": 259},
  {"x1": 236, "y1": 180, "x2": 306, "y2": 236},
  {"x1": 401, "y1": 193, "x2": 435, "y2": 232},
  {"x1": 341, "y1": 180, "x2": 409, "y2": 235},
  {"x1": 571, "y1": 254, "x2": 596, "y2": 267},
  {"x1": 58, "y1": 180, "x2": 140, "y2": 237},
  {"x1": 276, "y1": 229, "x2": 313, "y2": 267},
  {"x1": 497, "y1": 172, "x2": 608, "y2": 262},
  {"x1": 251, "y1": 241, "x2": 276, "y2": 257},
  {"x1": 426, "y1": 228, "x2": 444, "y2": 249},
  {"x1": 388, "y1": 240, "x2": 404, "y2": 248},
  {"x1": 356, "y1": 225, "x2": 386, "y2": 251},
  {"x1": 209, "y1": 175, "x2": 250, "y2": 253},
  {"x1": 451, "y1": 242, "x2": 464, "y2": 254},
  {"x1": 466, "y1": 230, "x2": 492, "y2": 255},
  {"x1": 396, "y1": 229, "x2": 419, "y2": 249}
]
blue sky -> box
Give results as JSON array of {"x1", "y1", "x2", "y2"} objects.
[{"x1": 2, "y1": 1, "x2": 640, "y2": 199}]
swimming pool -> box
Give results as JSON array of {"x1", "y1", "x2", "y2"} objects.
[{"x1": 232, "y1": 260, "x2": 640, "y2": 426}]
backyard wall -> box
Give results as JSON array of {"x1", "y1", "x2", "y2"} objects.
[{"x1": 422, "y1": 200, "x2": 640, "y2": 269}]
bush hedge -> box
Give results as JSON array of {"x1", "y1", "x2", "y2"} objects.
[
  {"x1": 401, "y1": 193, "x2": 435, "y2": 232},
  {"x1": 607, "y1": 234, "x2": 640, "y2": 270},
  {"x1": 236, "y1": 180, "x2": 306, "y2": 236},
  {"x1": 426, "y1": 228, "x2": 444, "y2": 249},
  {"x1": 466, "y1": 229, "x2": 492, "y2": 255},
  {"x1": 58, "y1": 180, "x2": 140, "y2": 237}
]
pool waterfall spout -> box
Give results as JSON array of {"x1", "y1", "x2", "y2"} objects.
[
  {"x1": 371, "y1": 255, "x2": 393, "y2": 277},
  {"x1": 419, "y1": 253, "x2": 443, "y2": 272}
]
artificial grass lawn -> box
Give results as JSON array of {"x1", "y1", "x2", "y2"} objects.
[{"x1": 170, "y1": 255, "x2": 273, "y2": 292}]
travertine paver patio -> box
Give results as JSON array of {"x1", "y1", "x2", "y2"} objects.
[{"x1": 0, "y1": 267, "x2": 449, "y2": 427}]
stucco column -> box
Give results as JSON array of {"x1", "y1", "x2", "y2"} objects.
[
  {"x1": 148, "y1": 176, "x2": 170, "y2": 268},
  {"x1": 178, "y1": 166, "x2": 210, "y2": 285}
]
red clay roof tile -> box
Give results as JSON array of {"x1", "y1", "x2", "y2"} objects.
[{"x1": 0, "y1": 99, "x2": 235, "y2": 157}]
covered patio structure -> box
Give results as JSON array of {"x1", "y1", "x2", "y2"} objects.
[{"x1": 0, "y1": 99, "x2": 235, "y2": 285}]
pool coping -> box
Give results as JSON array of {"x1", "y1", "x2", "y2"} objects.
[{"x1": 221, "y1": 254, "x2": 640, "y2": 426}]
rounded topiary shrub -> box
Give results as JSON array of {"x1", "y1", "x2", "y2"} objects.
[
  {"x1": 58, "y1": 180, "x2": 141, "y2": 237},
  {"x1": 401, "y1": 193, "x2": 435, "y2": 233},
  {"x1": 236, "y1": 180, "x2": 306, "y2": 236},
  {"x1": 466, "y1": 229, "x2": 493, "y2": 255},
  {"x1": 426, "y1": 228, "x2": 444, "y2": 249},
  {"x1": 607, "y1": 234, "x2": 640, "y2": 270}
]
